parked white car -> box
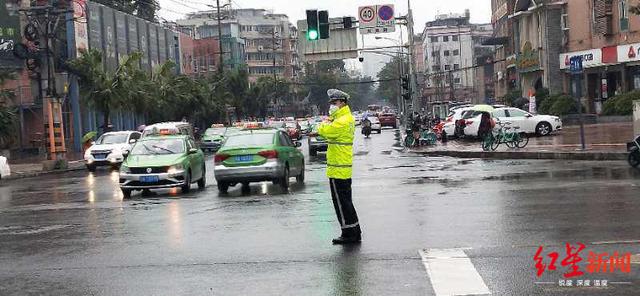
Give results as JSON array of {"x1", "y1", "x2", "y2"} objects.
[
  {"x1": 0, "y1": 156, "x2": 10, "y2": 180},
  {"x1": 84, "y1": 131, "x2": 141, "y2": 171},
  {"x1": 367, "y1": 116, "x2": 382, "y2": 134},
  {"x1": 462, "y1": 108, "x2": 562, "y2": 137},
  {"x1": 442, "y1": 107, "x2": 473, "y2": 137},
  {"x1": 493, "y1": 108, "x2": 562, "y2": 136}
]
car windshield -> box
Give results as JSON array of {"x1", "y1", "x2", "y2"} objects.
[
  {"x1": 131, "y1": 139, "x2": 185, "y2": 155},
  {"x1": 368, "y1": 117, "x2": 379, "y2": 123},
  {"x1": 96, "y1": 133, "x2": 128, "y2": 144},
  {"x1": 270, "y1": 122, "x2": 285, "y2": 128},
  {"x1": 462, "y1": 110, "x2": 482, "y2": 119},
  {"x1": 285, "y1": 122, "x2": 297, "y2": 128},
  {"x1": 224, "y1": 133, "x2": 275, "y2": 147},
  {"x1": 205, "y1": 128, "x2": 226, "y2": 135}
]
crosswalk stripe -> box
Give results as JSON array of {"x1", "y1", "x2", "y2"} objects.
[{"x1": 419, "y1": 248, "x2": 491, "y2": 296}]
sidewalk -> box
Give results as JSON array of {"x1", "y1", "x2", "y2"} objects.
[
  {"x1": 2, "y1": 152, "x2": 86, "y2": 181},
  {"x1": 409, "y1": 122, "x2": 632, "y2": 161}
]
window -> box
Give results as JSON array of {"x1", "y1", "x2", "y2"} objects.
[
  {"x1": 129, "y1": 133, "x2": 141, "y2": 141},
  {"x1": 279, "y1": 132, "x2": 293, "y2": 147},
  {"x1": 431, "y1": 50, "x2": 439, "y2": 57},
  {"x1": 444, "y1": 50, "x2": 450, "y2": 56},
  {"x1": 493, "y1": 109, "x2": 507, "y2": 118},
  {"x1": 430, "y1": 36, "x2": 438, "y2": 42},
  {"x1": 620, "y1": 0, "x2": 629, "y2": 31},
  {"x1": 454, "y1": 77, "x2": 461, "y2": 84},
  {"x1": 444, "y1": 65, "x2": 451, "y2": 70},
  {"x1": 453, "y1": 49, "x2": 460, "y2": 56},
  {"x1": 443, "y1": 36, "x2": 449, "y2": 42},
  {"x1": 507, "y1": 108, "x2": 528, "y2": 117},
  {"x1": 432, "y1": 65, "x2": 440, "y2": 72},
  {"x1": 453, "y1": 64, "x2": 460, "y2": 70},
  {"x1": 452, "y1": 35, "x2": 459, "y2": 41}
]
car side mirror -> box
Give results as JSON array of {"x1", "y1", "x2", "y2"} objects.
[
  {"x1": 188, "y1": 148, "x2": 198, "y2": 154},
  {"x1": 295, "y1": 141, "x2": 302, "y2": 148},
  {"x1": 525, "y1": 114, "x2": 533, "y2": 118},
  {"x1": 122, "y1": 150, "x2": 130, "y2": 157},
  {"x1": 129, "y1": 139, "x2": 137, "y2": 144},
  {"x1": 91, "y1": 141, "x2": 95, "y2": 145}
]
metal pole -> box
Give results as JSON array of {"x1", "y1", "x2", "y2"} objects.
[
  {"x1": 575, "y1": 74, "x2": 586, "y2": 150},
  {"x1": 399, "y1": 28, "x2": 405, "y2": 124},
  {"x1": 216, "y1": 0, "x2": 224, "y2": 72},
  {"x1": 273, "y1": 27, "x2": 278, "y2": 118},
  {"x1": 407, "y1": 0, "x2": 417, "y2": 116}
]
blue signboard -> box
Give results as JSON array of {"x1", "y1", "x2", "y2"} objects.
[{"x1": 569, "y1": 55, "x2": 584, "y2": 74}]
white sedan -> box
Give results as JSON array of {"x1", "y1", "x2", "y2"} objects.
[
  {"x1": 463, "y1": 108, "x2": 562, "y2": 137},
  {"x1": 0, "y1": 156, "x2": 10, "y2": 180},
  {"x1": 442, "y1": 107, "x2": 473, "y2": 137},
  {"x1": 493, "y1": 108, "x2": 562, "y2": 136},
  {"x1": 367, "y1": 116, "x2": 382, "y2": 133}
]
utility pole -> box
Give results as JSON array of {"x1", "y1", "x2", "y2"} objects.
[
  {"x1": 406, "y1": 0, "x2": 418, "y2": 120},
  {"x1": 216, "y1": 0, "x2": 224, "y2": 72},
  {"x1": 272, "y1": 27, "x2": 278, "y2": 118}
]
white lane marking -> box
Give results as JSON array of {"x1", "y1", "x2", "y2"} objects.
[
  {"x1": 591, "y1": 240, "x2": 640, "y2": 245},
  {"x1": 419, "y1": 248, "x2": 491, "y2": 296}
]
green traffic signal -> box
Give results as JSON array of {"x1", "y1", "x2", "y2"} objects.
[{"x1": 308, "y1": 30, "x2": 319, "y2": 40}]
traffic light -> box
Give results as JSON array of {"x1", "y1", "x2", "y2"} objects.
[
  {"x1": 319, "y1": 10, "x2": 329, "y2": 39},
  {"x1": 401, "y1": 75, "x2": 411, "y2": 101},
  {"x1": 343, "y1": 17, "x2": 353, "y2": 29},
  {"x1": 306, "y1": 10, "x2": 319, "y2": 40}
]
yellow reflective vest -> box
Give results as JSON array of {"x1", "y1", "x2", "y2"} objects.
[{"x1": 318, "y1": 105, "x2": 355, "y2": 179}]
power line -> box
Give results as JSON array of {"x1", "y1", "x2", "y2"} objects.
[{"x1": 287, "y1": 78, "x2": 397, "y2": 86}]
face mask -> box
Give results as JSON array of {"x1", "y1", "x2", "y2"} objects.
[{"x1": 329, "y1": 104, "x2": 340, "y2": 115}]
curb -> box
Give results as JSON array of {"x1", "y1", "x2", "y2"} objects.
[
  {"x1": 410, "y1": 150, "x2": 627, "y2": 161},
  {"x1": 2, "y1": 164, "x2": 86, "y2": 181}
]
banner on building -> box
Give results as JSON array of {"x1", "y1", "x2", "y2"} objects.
[{"x1": 72, "y1": 0, "x2": 89, "y2": 57}]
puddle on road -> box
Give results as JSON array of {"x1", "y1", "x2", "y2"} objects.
[
  {"x1": 402, "y1": 176, "x2": 470, "y2": 188},
  {"x1": 370, "y1": 164, "x2": 419, "y2": 171},
  {"x1": 482, "y1": 167, "x2": 640, "y2": 182}
]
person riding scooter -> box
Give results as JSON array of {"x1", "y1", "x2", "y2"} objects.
[{"x1": 361, "y1": 117, "x2": 372, "y2": 138}]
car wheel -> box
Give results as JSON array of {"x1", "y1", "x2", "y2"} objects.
[
  {"x1": 536, "y1": 122, "x2": 552, "y2": 136},
  {"x1": 309, "y1": 148, "x2": 317, "y2": 157},
  {"x1": 217, "y1": 181, "x2": 229, "y2": 193},
  {"x1": 86, "y1": 164, "x2": 96, "y2": 172},
  {"x1": 197, "y1": 165, "x2": 206, "y2": 189},
  {"x1": 628, "y1": 151, "x2": 640, "y2": 168},
  {"x1": 296, "y1": 163, "x2": 305, "y2": 183},
  {"x1": 280, "y1": 165, "x2": 290, "y2": 190},
  {"x1": 181, "y1": 171, "x2": 192, "y2": 193},
  {"x1": 121, "y1": 188, "x2": 132, "y2": 199},
  {"x1": 377, "y1": 129, "x2": 381, "y2": 134}
]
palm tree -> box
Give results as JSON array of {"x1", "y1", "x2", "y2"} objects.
[
  {"x1": 0, "y1": 70, "x2": 17, "y2": 149},
  {"x1": 67, "y1": 49, "x2": 144, "y2": 132}
]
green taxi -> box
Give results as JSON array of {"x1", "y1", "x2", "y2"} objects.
[
  {"x1": 119, "y1": 135, "x2": 206, "y2": 198},
  {"x1": 213, "y1": 128, "x2": 305, "y2": 193}
]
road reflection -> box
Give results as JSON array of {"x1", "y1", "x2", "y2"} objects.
[
  {"x1": 167, "y1": 200, "x2": 183, "y2": 248},
  {"x1": 332, "y1": 244, "x2": 363, "y2": 295}
]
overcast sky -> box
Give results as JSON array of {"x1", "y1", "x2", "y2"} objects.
[
  {"x1": 158, "y1": 0, "x2": 492, "y2": 74},
  {"x1": 158, "y1": 0, "x2": 492, "y2": 33}
]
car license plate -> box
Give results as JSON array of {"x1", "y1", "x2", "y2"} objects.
[
  {"x1": 235, "y1": 155, "x2": 253, "y2": 162},
  {"x1": 140, "y1": 175, "x2": 159, "y2": 183},
  {"x1": 93, "y1": 154, "x2": 107, "y2": 159}
]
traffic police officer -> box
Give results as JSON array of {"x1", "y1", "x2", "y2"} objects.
[{"x1": 317, "y1": 89, "x2": 361, "y2": 244}]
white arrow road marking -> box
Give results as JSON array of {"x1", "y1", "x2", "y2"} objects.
[{"x1": 419, "y1": 248, "x2": 491, "y2": 296}]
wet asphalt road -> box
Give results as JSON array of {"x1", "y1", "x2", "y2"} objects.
[{"x1": 2, "y1": 129, "x2": 640, "y2": 295}]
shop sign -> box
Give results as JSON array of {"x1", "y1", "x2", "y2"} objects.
[
  {"x1": 617, "y1": 43, "x2": 640, "y2": 63},
  {"x1": 516, "y1": 42, "x2": 541, "y2": 73},
  {"x1": 560, "y1": 48, "x2": 603, "y2": 70}
]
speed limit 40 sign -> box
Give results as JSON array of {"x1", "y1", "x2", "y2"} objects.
[{"x1": 358, "y1": 6, "x2": 377, "y2": 28}]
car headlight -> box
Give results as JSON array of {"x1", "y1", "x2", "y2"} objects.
[
  {"x1": 167, "y1": 164, "x2": 184, "y2": 175},
  {"x1": 120, "y1": 165, "x2": 130, "y2": 174},
  {"x1": 84, "y1": 150, "x2": 91, "y2": 158}
]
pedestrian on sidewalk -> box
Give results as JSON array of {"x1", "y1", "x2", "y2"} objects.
[{"x1": 309, "y1": 89, "x2": 361, "y2": 244}]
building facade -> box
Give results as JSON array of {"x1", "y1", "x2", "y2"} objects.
[
  {"x1": 559, "y1": 0, "x2": 640, "y2": 114},
  {"x1": 490, "y1": 0, "x2": 517, "y2": 100},
  {"x1": 509, "y1": 0, "x2": 564, "y2": 99},
  {"x1": 421, "y1": 11, "x2": 494, "y2": 104},
  {"x1": 177, "y1": 9, "x2": 299, "y2": 83}
]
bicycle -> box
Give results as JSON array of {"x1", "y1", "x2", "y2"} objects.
[{"x1": 481, "y1": 122, "x2": 529, "y2": 151}]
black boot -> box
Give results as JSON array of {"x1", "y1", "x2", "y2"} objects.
[{"x1": 332, "y1": 234, "x2": 361, "y2": 245}]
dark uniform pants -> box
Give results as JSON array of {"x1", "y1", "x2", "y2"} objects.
[{"x1": 329, "y1": 178, "x2": 361, "y2": 237}]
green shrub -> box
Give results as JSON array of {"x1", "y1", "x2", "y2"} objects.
[
  {"x1": 603, "y1": 91, "x2": 640, "y2": 115},
  {"x1": 548, "y1": 94, "x2": 578, "y2": 116}
]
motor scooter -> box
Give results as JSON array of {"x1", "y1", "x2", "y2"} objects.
[
  {"x1": 627, "y1": 135, "x2": 640, "y2": 167},
  {"x1": 362, "y1": 125, "x2": 372, "y2": 138}
]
